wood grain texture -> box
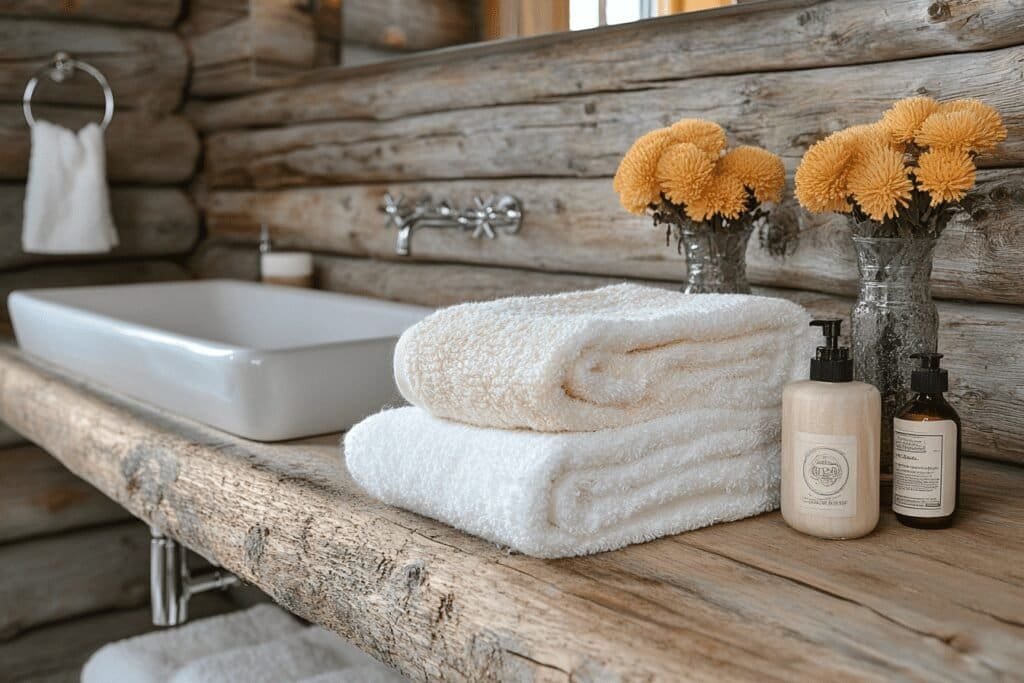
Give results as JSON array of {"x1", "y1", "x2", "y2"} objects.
[
  {"x1": 187, "y1": 0, "x2": 1024, "y2": 131},
  {"x1": 0, "y1": 18, "x2": 187, "y2": 113},
  {"x1": 0, "y1": 521, "x2": 150, "y2": 640},
  {"x1": 0, "y1": 444, "x2": 130, "y2": 544},
  {"x1": 0, "y1": 106, "x2": 199, "y2": 184},
  {"x1": 1, "y1": 0, "x2": 183, "y2": 28},
  {"x1": 176, "y1": 0, "x2": 247, "y2": 36},
  {"x1": 203, "y1": 167, "x2": 1024, "y2": 305},
  {"x1": 343, "y1": 0, "x2": 477, "y2": 52},
  {"x1": 193, "y1": 245, "x2": 1024, "y2": 465},
  {"x1": 0, "y1": 597, "x2": 236, "y2": 683},
  {"x1": 0, "y1": 186, "x2": 198, "y2": 270},
  {"x1": 0, "y1": 347, "x2": 1019, "y2": 681}
]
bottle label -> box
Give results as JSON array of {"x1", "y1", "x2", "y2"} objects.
[
  {"x1": 893, "y1": 418, "x2": 957, "y2": 517},
  {"x1": 793, "y1": 432, "x2": 858, "y2": 518}
]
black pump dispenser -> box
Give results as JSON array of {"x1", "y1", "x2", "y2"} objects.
[
  {"x1": 809, "y1": 319, "x2": 853, "y2": 383},
  {"x1": 910, "y1": 352, "x2": 948, "y2": 393}
]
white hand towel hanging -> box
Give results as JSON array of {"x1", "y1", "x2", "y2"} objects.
[{"x1": 21, "y1": 120, "x2": 118, "y2": 254}]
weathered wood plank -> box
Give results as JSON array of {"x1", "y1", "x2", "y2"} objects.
[
  {"x1": 0, "y1": 522, "x2": 150, "y2": 640},
  {"x1": 203, "y1": 45, "x2": 1024, "y2": 188},
  {"x1": 0, "y1": 106, "x2": 199, "y2": 184},
  {"x1": 0, "y1": 186, "x2": 198, "y2": 270},
  {"x1": 193, "y1": 245, "x2": 1024, "y2": 465},
  {"x1": 0, "y1": 347, "x2": 1019, "y2": 681},
  {"x1": 176, "y1": 0, "x2": 247, "y2": 36},
  {"x1": 343, "y1": 0, "x2": 477, "y2": 52},
  {"x1": 1, "y1": 1, "x2": 183, "y2": 28},
  {"x1": 0, "y1": 597, "x2": 236, "y2": 683},
  {"x1": 0, "y1": 18, "x2": 187, "y2": 113},
  {"x1": 0, "y1": 444, "x2": 130, "y2": 544},
  {"x1": 187, "y1": 0, "x2": 1024, "y2": 131},
  {"x1": 204, "y1": 168, "x2": 1024, "y2": 305}
]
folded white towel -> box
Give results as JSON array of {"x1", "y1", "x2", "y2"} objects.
[
  {"x1": 81, "y1": 605, "x2": 302, "y2": 683},
  {"x1": 394, "y1": 284, "x2": 810, "y2": 432},
  {"x1": 345, "y1": 406, "x2": 781, "y2": 558},
  {"x1": 22, "y1": 120, "x2": 118, "y2": 254},
  {"x1": 169, "y1": 627, "x2": 374, "y2": 683},
  {"x1": 298, "y1": 665, "x2": 409, "y2": 683}
]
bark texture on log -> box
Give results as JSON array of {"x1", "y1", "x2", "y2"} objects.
[
  {"x1": 0, "y1": 186, "x2": 198, "y2": 270},
  {"x1": 2, "y1": 0, "x2": 183, "y2": 28},
  {"x1": 0, "y1": 444, "x2": 130, "y2": 544},
  {"x1": 0, "y1": 106, "x2": 199, "y2": 184},
  {"x1": 0, "y1": 18, "x2": 187, "y2": 113},
  {"x1": 204, "y1": 168, "x2": 1024, "y2": 305},
  {"x1": 187, "y1": 0, "x2": 1024, "y2": 131},
  {"x1": 0, "y1": 347, "x2": 1019, "y2": 682}
]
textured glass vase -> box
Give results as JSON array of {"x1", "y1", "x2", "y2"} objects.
[
  {"x1": 677, "y1": 224, "x2": 754, "y2": 294},
  {"x1": 851, "y1": 235, "x2": 939, "y2": 477}
]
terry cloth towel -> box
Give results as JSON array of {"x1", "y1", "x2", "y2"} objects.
[
  {"x1": 81, "y1": 605, "x2": 302, "y2": 683},
  {"x1": 169, "y1": 627, "x2": 377, "y2": 683},
  {"x1": 22, "y1": 120, "x2": 118, "y2": 254},
  {"x1": 394, "y1": 284, "x2": 810, "y2": 432},
  {"x1": 299, "y1": 665, "x2": 410, "y2": 683},
  {"x1": 345, "y1": 406, "x2": 781, "y2": 558}
]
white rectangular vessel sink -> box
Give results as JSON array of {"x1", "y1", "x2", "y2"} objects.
[{"x1": 9, "y1": 279, "x2": 431, "y2": 441}]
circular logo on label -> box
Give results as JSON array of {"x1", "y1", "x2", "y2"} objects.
[{"x1": 802, "y1": 448, "x2": 849, "y2": 496}]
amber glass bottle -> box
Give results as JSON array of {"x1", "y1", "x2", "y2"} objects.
[{"x1": 892, "y1": 353, "x2": 961, "y2": 529}]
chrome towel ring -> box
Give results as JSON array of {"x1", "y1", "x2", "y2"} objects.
[{"x1": 22, "y1": 51, "x2": 115, "y2": 130}]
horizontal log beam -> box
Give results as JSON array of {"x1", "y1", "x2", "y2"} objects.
[
  {"x1": 2, "y1": 1, "x2": 184, "y2": 28},
  {"x1": 0, "y1": 185, "x2": 198, "y2": 270},
  {"x1": 0, "y1": 106, "x2": 199, "y2": 184},
  {"x1": 0, "y1": 345, "x2": 1020, "y2": 680},
  {"x1": 0, "y1": 522, "x2": 150, "y2": 640},
  {"x1": 187, "y1": 0, "x2": 1024, "y2": 131},
  {"x1": 0, "y1": 18, "x2": 187, "y2": 113},
  {"x1": 0, "y1": 444, "x2": 130, "y2": 544},
  {"x1": 203, "y1": 45, "x2": 1024, "y2": 188},
  {"x1": 194, "y1": 245, "x2": 1024, "y2": 465},
  {"x1": 204, "y1": 168, "x2": 1024, "y2": 305}
]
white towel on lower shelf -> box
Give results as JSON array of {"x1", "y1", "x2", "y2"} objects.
[
  {"x1": 81, "y1": 605, "x2": 302, "y2": 683},
  {"x1": 394, "y1": 284, "x2": 810, "y2": 432},
  {"x1": 298, "y1": 665, "x2": 409, "y2": 683},
  {"x1": 345, "y1": 406, "x2": 781, "y2": 558},
  {"x1": 22, "y1": 120, "x2": 119, "y2": 254},
  {"x1": 169, "y1": 627, "x2": 377, "y2": 683}
]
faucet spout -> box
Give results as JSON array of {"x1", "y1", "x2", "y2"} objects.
[
  {"x1": 396, "y1": 223, "x2": 413, "y2": 256},
  {"x1": 382, "y1": 193, "x2": 523, "y2": 256}
]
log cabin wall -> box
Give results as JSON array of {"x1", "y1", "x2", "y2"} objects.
[{"x1": 188, "y1": 0, "x2": 1024, "y2": 469}]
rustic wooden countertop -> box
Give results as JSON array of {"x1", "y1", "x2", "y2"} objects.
[{"x1": 0, "y1": 345, "x2": 1021, "y2": 682}]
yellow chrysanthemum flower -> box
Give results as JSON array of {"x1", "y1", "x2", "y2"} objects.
[
  {"x1": 684, "y1": 172, "x2": 748, "y2": 221},
  {"x1": 718, "y1": 146, "x2": 786, "y2": 203},
  {"x1": 915, "y1": 109, "x2": 1007, "y2": 153},
  {"x1": 655, "y1": 142, "x2": 715, "y2": 206},
  {"x1": 915, "y1": 148, "x2": 976, "y2": 205},
  {"x1": 847, "y1": 141, "x2": 913, "y2": 221},
  {"x1": 613, "y1": 128, "x2": 675, "y2": 214},
  {"x1": 669, "y1": 119, "x2": 727, "y2": 157},
  {"x1": 794, "y1": 132, "x2": 858, "y2": 213},
  {"x1": 879, "y1": 96, "x2": 940, "y2": 144}
]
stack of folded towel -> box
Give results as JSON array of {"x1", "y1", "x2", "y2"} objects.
[
  {"x1": 345, "y1": 284, "x2": 812, "y2": 558},
  {"x1": 82, "y1": 605, "x2": 407, "y2": 683}
]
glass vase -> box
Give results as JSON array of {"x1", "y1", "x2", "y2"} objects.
[
  {"x1": 851, "y1": 235, "x2": 939, "y2": 478},
  {"x1": 677, "y1": 224, "x2": 754, "y2": 294}
]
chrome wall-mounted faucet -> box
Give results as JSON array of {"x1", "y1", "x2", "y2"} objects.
[
  {"x1": 382, "y1": 193, "x2": 523, "y2": 256},
  {"x1": 151, "y1": 528, "x2": 240, "y2": 626}
]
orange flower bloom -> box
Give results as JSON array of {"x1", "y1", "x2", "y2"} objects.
[
  {"x1": 719, "y1": 145, "x2": 786, "y2": 203},
  {"x1": 879, "y1": 96, "x2": 940, "y2": 144},
  {"x1": 613, "y1": 128, "x2": 675, "y2": 214},
  {"x1": 794, "y1": 132, "x2": 858, "y2": 213},
  {"x1": 847, "y1": 141, "x2": 913, "y2": 221},
  {"x1": 915, "y1": 108, "x2": 1007, "y2": 153},
  {"x1": 669, "y1": 119, "x2": 727, "y2": 157},
  {"x1": 684, "y1": 172, "x2": 748, "y2": 221},
  {"x1": 915, "y1": 148, "x2": 976, "y2": 205},
  {"x1": 655, "y1": 142, "x2": 715, "y2": 206}
]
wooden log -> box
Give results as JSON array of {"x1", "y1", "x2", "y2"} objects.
[
  {"x1": 176, "y1": 0, "x2": 247, "y2": 36},
  {"x1": 0, "y1": 18, "x2": 187, "y2": 113},
  {"x1": 0, "y1": 348, "x2": 1019, "y2": 681},
  {"x1": 2, "y1": 0, "x2": 183, "y2": 28},
  {"x1": 193, "y1": 244, "x2": 1024, "y2": 465},
  {"x1": 0, "y1": 596, "x2": 236, "y2": 683},
  {"x1": 0, "y1": 444, "x2": 130, "y2": 544},
  {"x1": 0, "y1": 420, "x2": 24, "y2": 447},
  {"x1": 204, "y1": 168, "x2": 1024, "y2": 305},
  {"x1": 203, "y1": 44, "x2": 1024, "y2": 189},
  {"x1": 187, "y1": 0, "x2": 1024, "y2": 131},
  {"x1": 0, "y1": 186, "x2": 198, "y2": 271},
  {"x1": 0, "y1": 106, "x2": 199, "y2": 184},
  {"x1": 343, "y1": 0, "x2": 477, "y2": 52},
  {"x1": 0, "y1": 522, "x2": 150, "y2": 640}
]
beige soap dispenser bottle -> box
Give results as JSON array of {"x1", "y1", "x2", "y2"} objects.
[{"x1": 782, "y1": 319, "x2": 880, "y2": 539}]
